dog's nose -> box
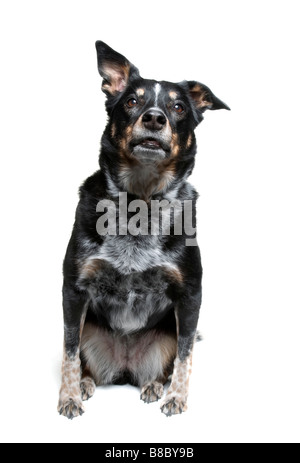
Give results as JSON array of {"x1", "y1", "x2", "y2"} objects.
[{"x1": 142, "y1": 109, "x2": 166, "y2": 131}]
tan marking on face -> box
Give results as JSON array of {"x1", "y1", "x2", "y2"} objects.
[
  {"x1": 125, "y1": 125, "x2": 133, "y2": 138},
  {"x1": 172, "y1": 145, "x2": 180, "y2": 157},
  {"x1": 119, "y1": 125, "x2": 133, "y2": 154},
  {"x1": 120, "y1": 138, "x2": 127, "y2": 153},
  {"x1": 186, "y1": 134, "x2": 192, "y2": 149},
  {"x1": 111, "y1": 123, "x2": 116, "y2": 138},
  {"x1": 169, "y1": 91, "x2": 178, "y2": 100},
  {"x1": 136, "y1": 88, "x2": 145, "y2": 97},
  {"x1": 133, "y1": 112, "x2": 145, "y2": 130},
  {"x1": 170, "y1": 133, "x2": 180, "y2": 157}
]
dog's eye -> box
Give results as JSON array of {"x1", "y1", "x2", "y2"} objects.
[
  {"x1": 174, "y1": 103, "x2": 185, "y2": 114},
  {"x1": 127, "y1": 98, "x2": 138, "y2": 108}
]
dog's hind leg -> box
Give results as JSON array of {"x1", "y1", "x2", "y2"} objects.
[
  {"x1": 80, "y1": 366, "x2": 96, "y2": 401},
  {"x1": 140, "y1": 369, "x2": 170, "y2": 404},
  {"x1": 140, "y1": 381, "x2": 165, "y2": 404},
  {"x1": 137, "y1": 331, "x2": 177, "y2": 404}
]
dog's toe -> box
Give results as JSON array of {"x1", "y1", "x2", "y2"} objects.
[
  {"x1": 58, "y1": 398, "x2": 85, "y2": 420},
  {"x1": 80, "y1": 377, "x2": 96, "y2": 401},
  {"x1": 140, "y1": 381, "x2": 164, "y2": 404},
  {"x1": 160, "y1": 396, "x2": 187, "y2": 417}
]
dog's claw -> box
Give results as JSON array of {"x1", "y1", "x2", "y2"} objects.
[
  {"x1": 161, "y1": 396, "x2": 187, "y2": 417},
  {"x1": 140, "y1": 382, "x2": 164, "y2": 404},
  {"x1": 58, "y1": 398, "x2": 85, "y2": 420},
  {"x1": 80, "y1": 377, "x2": 96, "y2": 402}
]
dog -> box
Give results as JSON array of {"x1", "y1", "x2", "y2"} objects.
[{"x1": 58, "y1": 41, "x2": 230, "y2": 419}]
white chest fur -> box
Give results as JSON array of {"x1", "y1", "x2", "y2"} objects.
[{"x1": 89, "y1": 234, "x2": 173, "y2": 275}]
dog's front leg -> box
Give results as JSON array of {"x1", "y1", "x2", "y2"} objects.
[
  {"x1": 161, "y1": 298, "x2": 200, "y2": 417},
  {"x1": 58, "y1": 284, "x2": 88, "y2": 419}
]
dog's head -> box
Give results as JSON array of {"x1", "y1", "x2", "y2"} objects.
[{"x1": 96, "y1": 41, "x2": 229, "y2": 197}]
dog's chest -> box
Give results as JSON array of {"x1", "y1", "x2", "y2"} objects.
[
  {"x1": 93, "y1": 267, "x2": 171, "y2": 333},
  {"x1": 79, "y1": 234, "x2": 180, "y2": 333},
  {"x1": 95, "y1": 234, "x2": 169, "y2": 274}
]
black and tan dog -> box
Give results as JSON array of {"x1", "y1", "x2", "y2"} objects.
[{"x1": 58, "y1": 41, "x2": 229, "y2": 419}]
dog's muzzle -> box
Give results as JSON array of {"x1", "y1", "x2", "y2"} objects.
[
  {"x1": 131, "y1": 109, "x2": 171, "y2": 161},
  {"x1": 131, "y1": 136, "x2": 170, "y2": 161}
]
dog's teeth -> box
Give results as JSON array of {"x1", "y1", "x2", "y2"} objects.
[{"x1": 141, "y1": 139, "x2": 160, "y2": 147}]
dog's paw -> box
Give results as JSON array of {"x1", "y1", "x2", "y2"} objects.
[
  {"x1": 140, "y1": 381, "x2": 164, "y2": 404},
  {"x1": 58, "y1": 398, "x2": 85, "y2": 420},
  {"x1": 80, "y1": 377, "x2": 96, "y2": 401},
  {"x1": 160, "y1": 395, "x2": 187, "y2": 417}
]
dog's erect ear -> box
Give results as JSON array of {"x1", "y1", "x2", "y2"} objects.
[
  {"x1": 95, "y1": 41, "x2": 140, "y2": 97},
  {"x1": 186, "y1": 81, "x2": 230, "y2": 111}
]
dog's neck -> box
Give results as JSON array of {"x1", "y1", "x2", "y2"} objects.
[
  {"x1": 101, "y1": 142, "x2": 177, "y2": 200},
  {"x1": 104, "y1": 161, "x2": 175, "y2": 201},
  {"x1": 117, "y1": 158, "x2": 176, "y2": 201},
  {"x1": 100, "y1": 136, "x2": 196, "y2": 201}
]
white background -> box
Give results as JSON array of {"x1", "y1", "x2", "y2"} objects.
[{"x1": 0, "y1": 0, "x2": 299, "y2": 444}]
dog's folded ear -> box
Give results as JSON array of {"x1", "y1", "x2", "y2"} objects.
[
  {"x1": 186, "y1": 81, "x2": 230, "y2": 112},
  {"x1": 95, "y1": 41, "x2": 140, "y2": 97}
]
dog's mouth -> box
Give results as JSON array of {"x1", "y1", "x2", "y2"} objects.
[
  {"x1": 138, "y1": 138, "x2": 163, "y2": 149},
  {"x1": 131, "y1": 137, "x2": 170, "y2": 161}
]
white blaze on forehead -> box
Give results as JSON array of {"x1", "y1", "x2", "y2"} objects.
[{"x1": 154, "y1": 83, "x2": 161, "y2": 106}]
